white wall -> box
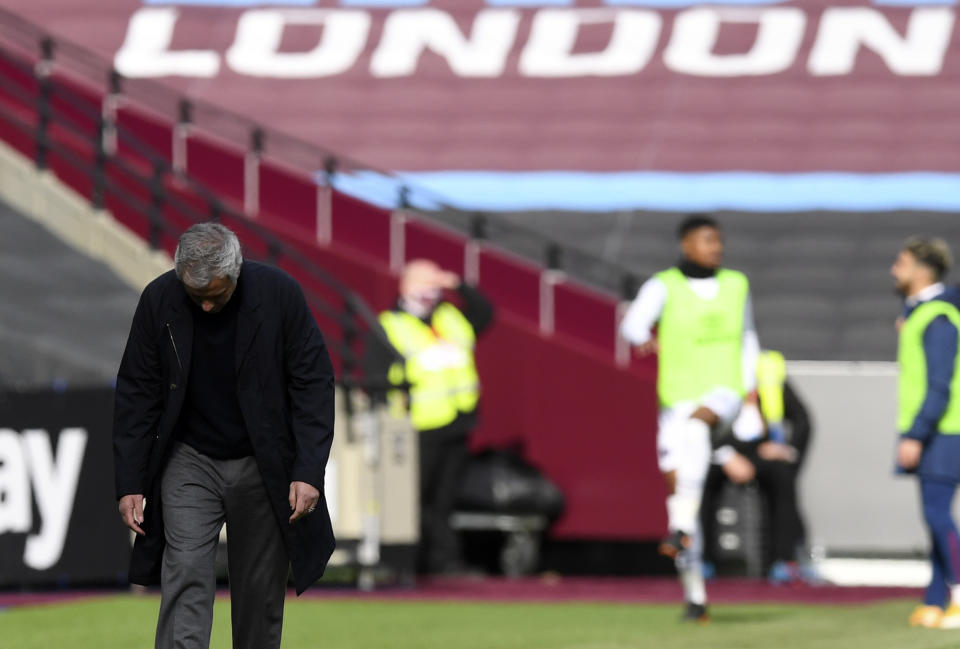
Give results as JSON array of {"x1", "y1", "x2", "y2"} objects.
[{"x1": 791, "y1": 361, "x2": 948, "y2": 556}]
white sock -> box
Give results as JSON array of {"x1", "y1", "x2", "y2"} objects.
[
  {"x1": 666, "y1": 493, "x2": 700, "y2": 535},
  {"x1": 676, "y1": 521, "x2": 707, "y2": 606},
  {"x1": 951, "y1": 584, "x2": 960, "y2": 607},
  {"x1": 675, "y1": 418, "x2": 711, "y2": 494},
  {"x1": 667, "y1": 418, "x2": 710, "y2": 534},
  {"x1": 680, "y1": 564, "x2": 707, "y2": 606}
]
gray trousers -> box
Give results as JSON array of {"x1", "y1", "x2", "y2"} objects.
[{"x1": 156, "y1": 443, "x2": 289, "y2": 649}]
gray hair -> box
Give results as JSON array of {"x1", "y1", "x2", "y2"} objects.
[{"x1": 174, "y1": 222, "x2": 243, "y2": 289}]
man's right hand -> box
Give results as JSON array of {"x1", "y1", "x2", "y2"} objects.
[
  {"x1": 898, "y1": 438, "x2": 923, "y2": 471},
  {"x1": 722, "y1": 453, "x2": 756, "y2": 484},
  {"x1": 119, "y1": 494, "x2": 146, "y2": 536},
  {"x1": 632, "y1": 340, "x2": 659, "y2": 356},
  {"x1": 435, "y1": 269, "x2": 461, "y2": 290},
  {"x1": 758, "y1": 442, "x2": 798, "y2": 464}
]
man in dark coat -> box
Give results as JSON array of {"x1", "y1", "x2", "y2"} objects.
[{"x1": 114, "y1": 222, "x2": 335, "y2": 649}]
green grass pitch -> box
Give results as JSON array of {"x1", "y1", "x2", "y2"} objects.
[{"x1": 2, "y1": 595, "x2": 957, "y2": 649}]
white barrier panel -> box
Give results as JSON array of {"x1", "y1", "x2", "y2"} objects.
[
  {"x1": 327, "y1": 391, "x2": 419, "y2": 577},
  {"x1": 790, "y1": 361, "x2": 955, "y2": 556}
]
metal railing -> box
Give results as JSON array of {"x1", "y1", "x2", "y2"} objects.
[
  {"x1": 0, "y1": 5, "x2": 641, "y2": 301},
  {"x1": 0, "y1": 40, "x2": 404, "y2": 389}
]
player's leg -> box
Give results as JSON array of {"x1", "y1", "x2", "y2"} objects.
[
  {"x1": 676, "y1": 514, "x2": 710, "y2": 622},
  {"x1": 920, "y1": 480, "x2": 960, "y2": 628},
  {"x1": 910, "y1": 479, "x2": 950, "y2": 626},
  {"x1": 667, "y1": 416, "x2": 711, "y2": 546},
  {"x1": 662, "y1": 404, "x2": 718, "y2": 554},
  {"x1": 675, "y1": 388, "x2": 743, "y2": 619},
  {"x1": 657, "y1": 405, "x2": 699, "y2": 558},
  {"x1": 655, "y1": 402, "x2": 720, "y2": 622},
  {"x1": 909, "y1": 544, "x2": 948, "y2": 628},
  {"x1": 666, "y1": 390, "x2": 740, "y2": 550}
]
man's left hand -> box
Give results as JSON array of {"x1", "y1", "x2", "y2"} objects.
[
  {"x1": 758, "y1": 442, "x2": 798, "y2": 464},
  {"x1": 435, "y1": 269, "x2": 461, "y2": 290},
  {"x1": 898, "y1": 438, "x2": 923, "y2": 471},
  {"x1": 289, "y1": 481, "x2": 320, "y2": 523},
  {"x1": 722, "y1": 453, "x2": 756, "y2": 484}
]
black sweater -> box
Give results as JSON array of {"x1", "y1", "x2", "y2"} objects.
[{"x1": 176, "y1": 280, "x2": 253, "y2": 459}]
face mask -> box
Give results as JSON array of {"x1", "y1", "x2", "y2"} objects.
[{"x1": 401, "y1": 288, "x2": 442, "y2": 318}]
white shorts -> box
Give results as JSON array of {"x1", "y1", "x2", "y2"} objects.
[{"x1": 657, "y1": 387, "x2": 743, "y2": 473}]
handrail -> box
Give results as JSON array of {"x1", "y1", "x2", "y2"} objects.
[
  {"x1": 0, "y1": 45, "x2": 402, "y2": 382},
  {"x1": 0, "y1": 97, "x2": 368, "y2": 364},
  {"x1": 5, "y1": 49, "x2": 374, "y2": 315},
  {"x1": 0, "y1": 4, "x2": 641, "y2": 299}
]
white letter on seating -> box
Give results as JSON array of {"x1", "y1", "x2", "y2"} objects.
[
  {"x1": 520, "y1": 9, "x2": 662, "y2": 77},
  {"x1": 370, "y1": 9, "x2": 520, "y2": 78},
  {"x1": 664, "y1": 8, "x2": 806, "y2": 77},
  {"x1": 227, "y1": 10, "x2": 370, "y2": 78},
  {"x1": 115, "y1": 8, "x2": 220, "y2": 78},
  {"x1": 809, "y1": 8, "x2": 954, "y2": 76}
]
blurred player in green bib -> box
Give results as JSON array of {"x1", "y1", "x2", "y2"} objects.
[
  {"x1": 621, "y1": 215, "x2": 758, "y2": 622},
  {"x1": 891, "y1": 237, "x2": 960, "y2": 629}
]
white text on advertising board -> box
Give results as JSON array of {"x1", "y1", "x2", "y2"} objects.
[{"x1": 0, "y1": 428, "x2": 87, "y2": 571}]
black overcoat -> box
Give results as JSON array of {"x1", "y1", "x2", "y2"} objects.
[{"x1": 113, "y1": 261, "x2": 336, "y2": 595}]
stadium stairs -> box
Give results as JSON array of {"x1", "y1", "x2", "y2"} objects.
[
  {"x1": 0, "y1": 17, "x2": 665, "y2": 545},
  {"x1": 0, "y1": 156, "x2": 145, "y2": 387}
]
